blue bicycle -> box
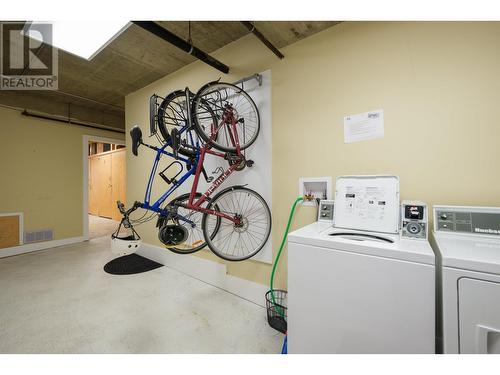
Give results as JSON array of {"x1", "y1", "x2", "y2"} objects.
[{"x1": 117, "y1": 83, "x2": 271, "y2": 261}]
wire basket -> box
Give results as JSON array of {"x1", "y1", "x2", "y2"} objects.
[{"x1": 265, "y1": 289, "x2": 287, "y2": 334}]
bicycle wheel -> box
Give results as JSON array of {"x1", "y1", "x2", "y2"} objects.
[
  {"x1": 201, "y1": 186, "x2": 271, "y2": 261},
  {"x1": 157, "y1": 90, "x2": 216, "y2": 153},
  {"x1": 163, "y1": 193, "x2": 221, "y2": 254},
  {"x1": 192, "y1": 82, "x2": 260, "y2": 152}
]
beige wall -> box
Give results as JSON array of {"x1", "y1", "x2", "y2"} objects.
[
  {"x1": 0, "y1": 106, "x2": 124, "y2": 241},
  {"x1": 125, "y1": 22, "x2": 500, "y2": 288}
]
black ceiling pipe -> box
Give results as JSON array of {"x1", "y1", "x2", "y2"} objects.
[
  {"x1": 241, "y1": 21, "x2": 284, "y2": 60},
  {"x1": 132, "y1": 21, "x2": 230, "y2": 74},
  {"x1": 21, "y1": 110, "x2": 125, "y2": 134}
]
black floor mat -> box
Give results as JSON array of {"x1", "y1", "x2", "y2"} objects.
[{"x1": 104, "y1": 254, "x2": 163, "y2": 275}]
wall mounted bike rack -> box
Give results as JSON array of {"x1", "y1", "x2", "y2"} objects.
[{"x1": 233, "y1": 73, "x2": 263, "y2": 88}]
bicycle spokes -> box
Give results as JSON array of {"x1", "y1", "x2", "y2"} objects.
[
  {"x1": 202, "y1": 187, "x2": 271, "y2": 261},
  {"x1": 192, "y1": 82, "x2": 260, "y2": 152}
]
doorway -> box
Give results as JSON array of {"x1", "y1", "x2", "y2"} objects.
[{"x1": 83, "y1": 136, "x2": 126, "y2": 240}]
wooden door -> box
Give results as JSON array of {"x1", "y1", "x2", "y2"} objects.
[
  {"x1": 88, "y1": 148, "x2": 125, "y2": 220},
  {"x1": 95, "y1": 154, "x2": 113, "y2": 218},
  {"x1": 88, "y1": 157, "x2": 99, "y2": 215},
  {"x1": 111, "y1": 149, "x2": 126, "y2": 221}
]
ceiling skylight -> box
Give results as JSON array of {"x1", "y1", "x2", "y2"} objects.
[{"x1": 25, "y1": 20, "x2": 130, "y2": 60}]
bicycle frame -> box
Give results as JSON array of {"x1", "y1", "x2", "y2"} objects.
[{"x1": 140, "y1": 113, "x2": 243, "y2": 225}]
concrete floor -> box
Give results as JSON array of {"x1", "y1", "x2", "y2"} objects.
[
  {"x1": 0, "y1": 236, "x2": 282, "y2": 353},
  {"x1": 89, "y1": 215, "x2": 120, "y2": 239}
]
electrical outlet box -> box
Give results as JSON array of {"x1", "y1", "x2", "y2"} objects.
[{"x1": 298, "y1": 177, "x2": 332, "y2": 206}]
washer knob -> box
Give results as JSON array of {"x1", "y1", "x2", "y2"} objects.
[{"x1": 407, "y1": 222, "x2": 422, "y2": 235}]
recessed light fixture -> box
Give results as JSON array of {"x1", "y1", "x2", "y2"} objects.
[{"x1": 24, "y1": 20, "x2": 130, "y2": 60}]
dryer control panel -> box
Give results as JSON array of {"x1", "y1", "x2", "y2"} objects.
[{"x1": 434, "y1": 206, "x2": 500, "y2": 236}]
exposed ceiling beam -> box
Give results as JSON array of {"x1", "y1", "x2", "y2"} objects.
[
  {"x1": 132, "y1": 21, "x2": 230, "y2": 74},
  {"x1": 241, "y1": 21, "x2": 284, "y2": 60}
]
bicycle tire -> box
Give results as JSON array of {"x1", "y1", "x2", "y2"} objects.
[
  {"x1": 201, "y1": 186, "x2": 271, "y2": 261},
  {"x1": 157, "y1": 90, "x2": 216, "y2": 155},
  {"x1": 191, "y1": 82, "x2": 260, "y2": 152},
  {"x1": 164, "y1": 193, "x2": 221, "y2": 254}
]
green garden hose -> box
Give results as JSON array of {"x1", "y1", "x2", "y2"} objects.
[{"x1": 269, "y1": 196, "x2": 304, "y2": 317}]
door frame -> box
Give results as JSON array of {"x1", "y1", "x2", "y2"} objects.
[{"x1": 82, "y1": 135, "x2": 126, "y2": 240}]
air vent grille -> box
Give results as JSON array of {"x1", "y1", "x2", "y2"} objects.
[{"x1": 24, "y1": 229, "x2": 53, "y2": 243}]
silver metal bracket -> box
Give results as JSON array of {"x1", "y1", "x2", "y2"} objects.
[{"x1": 233, "y1": 73, "x2": 263, "y2": 88}]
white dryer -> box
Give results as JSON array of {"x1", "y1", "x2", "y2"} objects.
[
  {"x1": 287, "y1": 176, "x2": 435, "y2": 353},
  {"x1": 433, "y1": 205, "x2": 500, "y2": 354}
]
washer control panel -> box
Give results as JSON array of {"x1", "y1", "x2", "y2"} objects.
[
  {"x1": 401, "y1": 201, "x2": 428, "y2": 240},
  {"x1": 434, "y1": 206, "x2": 500, "y2": 236},
  {"x1": 318, "y1": 200, "x2": 335, "y2": 223}
]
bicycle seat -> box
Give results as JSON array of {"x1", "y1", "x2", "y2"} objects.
[{"x1": 130, "y1": 125, "x2": 142, "y2": 156}]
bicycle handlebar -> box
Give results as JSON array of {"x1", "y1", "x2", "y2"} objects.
[{"x1": 117, "y1": 200, "x2": 142, "y2": 216}]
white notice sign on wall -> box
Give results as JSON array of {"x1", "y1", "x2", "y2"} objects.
[{"x1": 343, "y1": 109, "x2": 384, "y2": 143}]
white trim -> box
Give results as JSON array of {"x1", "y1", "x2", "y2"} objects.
[
  {"x1": 0, "y1": 236, "x2": 85, "y2": 259},
  {"x1": 0, "y1": 212, "x2": 23, "y2": 246},
  {"x1": 82, "y1": 135, "x2": 125, "y2": 240},
  {"x1": 138, "y1": 243, "x2": 269, "y2": 307}
]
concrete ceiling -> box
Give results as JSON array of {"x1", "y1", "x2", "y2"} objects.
[{"x1": 0, "y1": 21, "x2": 339, "y2": 131}]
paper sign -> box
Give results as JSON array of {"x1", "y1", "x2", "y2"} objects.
[{"x1": 344, "y1": 109, "x2": 384, "y2": 143}]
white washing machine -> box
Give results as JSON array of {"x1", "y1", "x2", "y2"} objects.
[
  {"x1": 287, "y1": 176, "x2": 435, "y2": 353},
  {"x1": 433, "y1": 205, "x2": 500, "y2": 354}
]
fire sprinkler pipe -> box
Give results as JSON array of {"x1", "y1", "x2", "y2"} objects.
[
  {"x1": 240, "y1": 21, "x2": 284, "y2": 60},
  {"x1": 132, "y1": 21, "x2": 230, "y2": 74}
]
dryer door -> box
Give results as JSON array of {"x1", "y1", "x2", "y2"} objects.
[{"x1": 458, "y1": 278, "x2": 500, "y2": 353}]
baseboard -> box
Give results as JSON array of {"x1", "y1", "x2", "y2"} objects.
[
  {"x1": 138, "y1": 243, "x2": 269, "y2": 307},
  {"x1": 0, "y1": 236, "x2": 86, "y2": 258}
]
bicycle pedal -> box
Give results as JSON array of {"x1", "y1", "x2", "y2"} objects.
[{"x1": 246, "y1": 159, "x2": 254, "y2": 167}]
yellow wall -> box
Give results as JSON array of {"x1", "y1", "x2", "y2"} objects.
[
  {"x1": 125, "y1": 22, "x2": 500, "y2": 288},
  {"x1": 0, "y1": 106, "x2": 124, "y2": 241}
]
